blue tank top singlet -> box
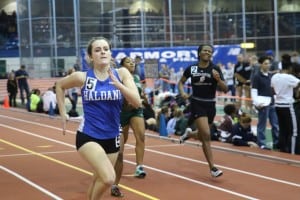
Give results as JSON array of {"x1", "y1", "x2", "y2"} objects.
[{"x1": 78, "y1": 68, "x2": 123, "y2": 139}]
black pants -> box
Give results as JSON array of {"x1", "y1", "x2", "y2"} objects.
[
  {"x1": 19, "y1": 84, "x2": 30, "y2": 104},
  {"x1": 9, "y1": 93, "x2": 17, "y2": 107},
  {"x1": 294, "y1": 102, "x2": 300, "y2": 154},
  {"x1": 276, "y1": 105, "x2": 298, "y2": 154}
]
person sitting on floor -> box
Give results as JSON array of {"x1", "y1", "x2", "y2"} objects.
[
  {"x1": 231, "y1": 113, "x2": 259, "y2": 148},
  {"x1": 29, "y1": 88, "x2": 43, "y2": 113},
  {"x1": 217, "y1": 103, "x2": 237, "y2": 143},
  {"x1": 167, "y1": 108, "x2": 184, "y2": 136},
  {"x1": 42, "y1": 86, "x2": 59, "y2": 115}
]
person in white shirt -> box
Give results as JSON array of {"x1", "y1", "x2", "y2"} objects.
[
  {"x1": 271, "y1": 54, "x2": 300, "y2": 154},
  {"x1": 42, "y1": 86, "x2": 58, "y2": 114},
  {"x1": 224, "y1": 62, "x2": 236, "y2": 100}
]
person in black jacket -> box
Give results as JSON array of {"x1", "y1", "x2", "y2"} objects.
[
  {"x1": 232, "y1": 113, "x2": 259, "y2": 148},
  {"x1": 6, "y1": 71, "x2": 18, "y2": 107},
  {"x1": 15, "y1": 65, "x2": 30, "y2": 105}
]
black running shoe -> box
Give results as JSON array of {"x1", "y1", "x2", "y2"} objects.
[{"x1": 111, "y1": 185, "x2": 124, "y2": 197}]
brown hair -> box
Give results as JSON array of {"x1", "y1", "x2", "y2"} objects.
[
  {"x1": 68, "y1": 68, "x2": 75, "y2": 75},
  {"x1": 173, "y1": 108, "x2": 183, "y2": 118},
  {"x1": 239, "y1": 113, "x2": 252, "y2": 123},
  {"x1": 120, "y1": 56, "x2": 131, "y2": 66},
  {"x1": 86, "y1": 36, "x2": 111, "y2": 57}
]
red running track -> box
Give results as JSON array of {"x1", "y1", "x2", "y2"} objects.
[{"x1": 0, "y1": 107, "x2": 300, "y2": 200}]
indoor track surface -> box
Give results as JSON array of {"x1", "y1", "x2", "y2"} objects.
[{"x1": 0, "y1": 108, "x2": 300, "y2": 200}]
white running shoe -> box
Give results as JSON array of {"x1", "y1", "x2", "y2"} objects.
[
  {"x1": 210, "y1": 167, "x2": 223, "y2": 178},
  {"x1": 179, "y1": 128, "x2": 192, "y2": 144}
]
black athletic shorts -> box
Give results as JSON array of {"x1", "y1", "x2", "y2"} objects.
[
  {"x1": 190, "y1": 98, "x2": 216, "y2": 124},
  {"x1": 76, "y1": 131, "x2": 120, "y2": 154}
]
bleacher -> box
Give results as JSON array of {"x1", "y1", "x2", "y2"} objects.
[{"x1": 0, "y1": 78, "x2": 60, "y2": 101}]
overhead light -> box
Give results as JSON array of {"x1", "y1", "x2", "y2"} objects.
[{"x1": 240, "y1": 42, "x2": 255, "y2": 49}]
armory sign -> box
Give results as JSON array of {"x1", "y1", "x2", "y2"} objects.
[{"x1": 81, "y1": 45, "x2": 241, "y2": 79}]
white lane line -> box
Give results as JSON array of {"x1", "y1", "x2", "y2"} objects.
[{"x1": 0, "y1": 165, "x2": 63, "y2": 200}]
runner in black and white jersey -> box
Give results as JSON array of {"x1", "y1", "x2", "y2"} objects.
[{"x1": 178, "y1": 44, "x2": 228, "y2": 178}]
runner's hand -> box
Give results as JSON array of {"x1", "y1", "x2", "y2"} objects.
[
  {"x1": 108, "y1": 68, "x2": 122, "y2": 88},
  {"x1": 212, "y1": 69, "x2": 221, "y2": 82}
]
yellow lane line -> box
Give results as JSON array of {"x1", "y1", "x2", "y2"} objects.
[
  {"x1": 37, "y1": 145, "x2": 53, "y2": 148},
  {"x1": 0, "y1": 138, "x2": 159, "y2": 200}
]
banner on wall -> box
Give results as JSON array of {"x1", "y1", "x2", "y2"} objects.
[{"x1": 81, "y1": 45, "x2": 242, "y2": 79}]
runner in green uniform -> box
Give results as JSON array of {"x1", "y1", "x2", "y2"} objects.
[{"x1": 111, "y1": 56, "x2": 146, "y2": 197}]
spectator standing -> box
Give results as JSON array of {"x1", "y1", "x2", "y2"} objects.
[
  {"x1": 6, "y1": 71, "x2": 17, "y2": 107},
  {"x1": 55, "y1": 37, "x2": 141, "y2": 199},
  {"x1": 271, "y1": 54, "x2": 300, "y2": 154},
  {"x1": 249, "y1": 55, "x2": 260, "y2": 83},
  {"x1": 15, "y1": 65, "x2": 30, "y2": 105},
  {"x1": 178, "y1": 44, "x2": 228, "y2": 177},
  {"x1": 73, "y1": 58, "x2": 81, "y2": 71},
  {"x1": 134, "y1": 56, "x2": 143, "y2": 79},
  {"x1": 216, "y1": 62, "x2": 226, "y2": 96},
  {"x1": 291, "y1": 51, "x2": 300, "y2": 64},
  {"x1": 169, "y1": 67, "x2": 177, "y2": 93},
  {"x1": 251, "y1": 56, "x2": 279, "y2": 150},
  {"x1": 176, "y1": 67, "x2": 184, "y2": 83},
  {"x1": 159, "y1": 63, "x2": 170, "y2": 92},
  {"x1": 265, "y1": 50, "x2": 280, "y2": 74},
  {"x1": 224, "y1": 62, "x2": 236, "y2": 100},
  {"x1": 234, "y1": 54, "x2": 252, "y2": 111}
]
